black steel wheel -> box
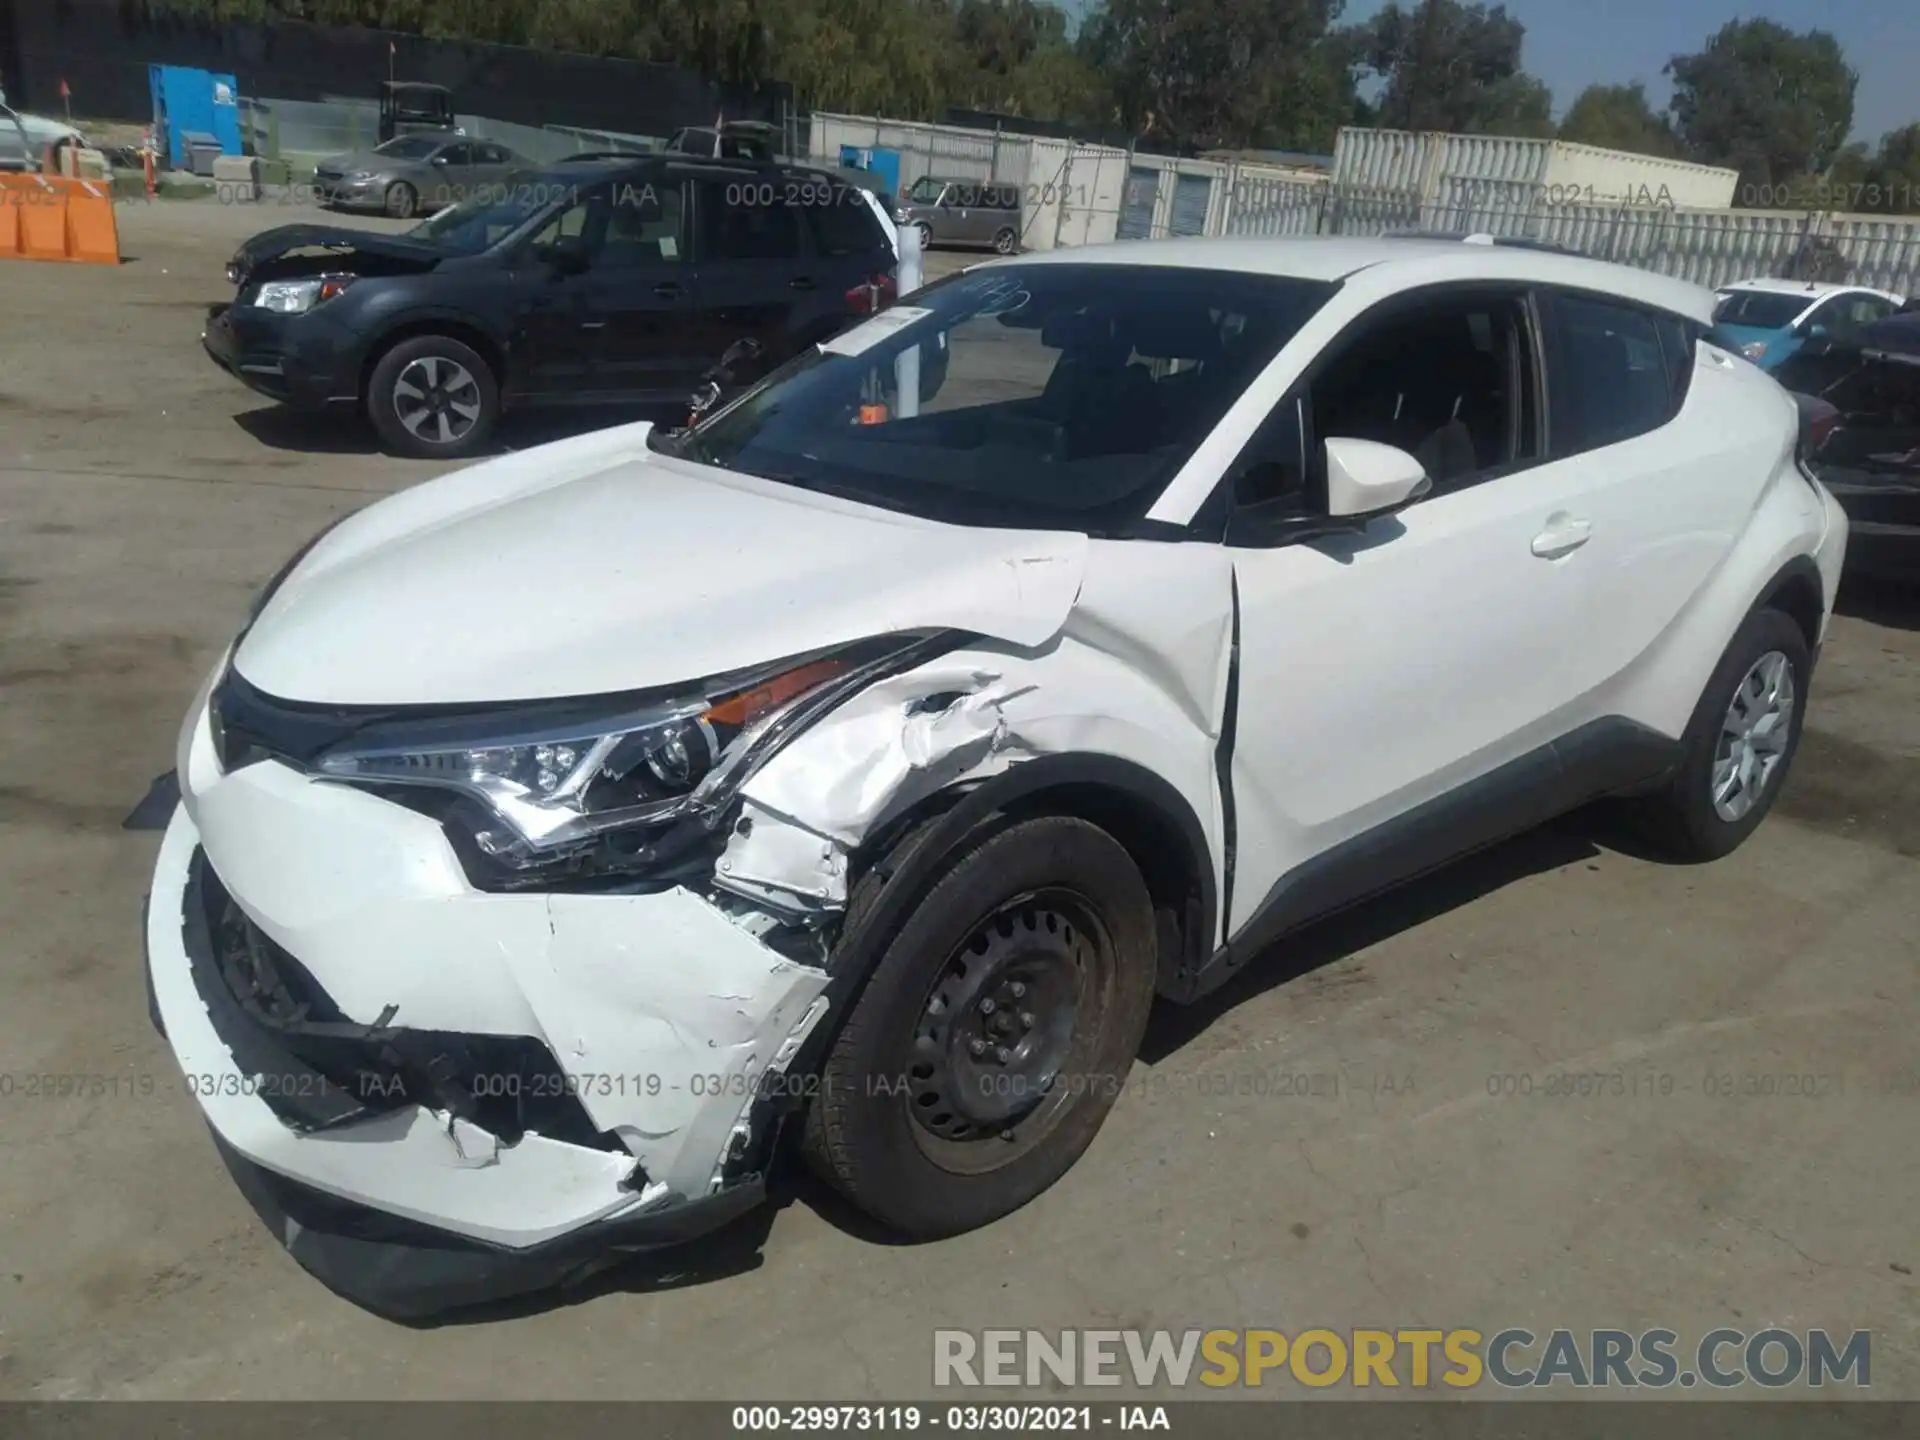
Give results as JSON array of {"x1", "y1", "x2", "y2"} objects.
[{"x1": 804, "y1": 815, "x2": 1156, "y2": 1237}]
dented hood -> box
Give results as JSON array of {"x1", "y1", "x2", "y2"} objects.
[
  {"x1": 234, "y1": 422, "x2": 1087, "y2": 706},
  {"x1": 227, "y1": 223, "x2": 444, "y2": 287}
]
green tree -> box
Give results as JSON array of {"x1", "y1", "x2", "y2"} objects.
[
  {"x1": 1078, "y1": 0, "x2": 1354, "y2": 152},
  {"x1": 1859, "y1": 124, "x2": 1920, "y2": 215},
  {"x1": 1665, "y1": 19, "x2": 1856, "y2": 191},
  {"x1": 1350, "y1": 0, "x2": 1554, "y2": 138},
  {"x1": 1557, "y1": 82, "x2": 1677, "y2": 158}
]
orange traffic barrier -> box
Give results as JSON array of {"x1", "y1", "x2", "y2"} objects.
[{"x1": 0, "y1": 172, "x2": 121, "y2": 265}]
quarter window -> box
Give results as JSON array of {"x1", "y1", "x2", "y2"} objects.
[{"x1": 1546, "y1": 293, "x2": 1675, "y2": 454}]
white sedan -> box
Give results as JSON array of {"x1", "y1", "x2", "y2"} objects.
[{"x1": 146, "y1": 236, "x2": 1848, "y2": 1317}]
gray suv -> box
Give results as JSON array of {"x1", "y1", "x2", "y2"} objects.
[{"x1": 895, "y1": 177, "x2": 1022, "y2": 253}]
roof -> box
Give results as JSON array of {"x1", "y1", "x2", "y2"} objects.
[
  {"x1": 998, "y1": 235, "x2": 1718, "y2": 322},
  {"x1": 1719, "y1": 277, "x2": 1902, "y2": 303}
]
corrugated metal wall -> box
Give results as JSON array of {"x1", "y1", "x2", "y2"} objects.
[
  {"x1": 1169, "y1": 172, "x2": 1213, "y2": 236},
  {"x1": 1117, "y1": 167, "x2": 1158, "y2": 239},
  {"x1": 1224, "y1": 171, "x2": 1326, "y2": 237}
]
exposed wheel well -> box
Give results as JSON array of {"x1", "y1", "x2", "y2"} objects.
[
  {"x1": 360, "y1": 322, "x2": 506, "y2": 407},
  {"x1": 844, "y1": 766, "x2": 1215, "y2": 1003}
]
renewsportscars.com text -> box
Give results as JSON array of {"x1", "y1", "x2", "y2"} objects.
[{"x1": 932, "y1": 1327, "x2": 1870, "y2": 1389}]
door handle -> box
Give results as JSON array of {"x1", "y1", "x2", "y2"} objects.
[
  {"x1": 788, "y1": 276, "x2": 817, "y2": 291},
  {"x1": 1531, "y1": 514, "x2": 1592, "y2": 559},
  {"x1": 580, "y1": 320, "x2": 607, "y2": 330},
  {"x1": 654, "y1": 282, "x2": 683, "y2": 299}
]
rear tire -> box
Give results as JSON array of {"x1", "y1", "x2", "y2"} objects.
[
  {"x1": 1628, "y1": 606, "x2": 1811, "y2": 861},
  {"x1": 803, "y1": 816, "x2": 1156, "y2": 1238},
  {"x1": 365, "y1": 335, "x2": 499, "y2": 459},
  {"x1": 384, "y1": 181, "x2": 418, "y2": 219}
]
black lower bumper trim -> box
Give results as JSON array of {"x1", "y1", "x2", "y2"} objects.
[{"x1": 210, "y1": 1128, "x2": 767, "y2": 1320}]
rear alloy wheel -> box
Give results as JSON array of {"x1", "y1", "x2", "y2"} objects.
[
  {"x1": 804, "y1": 816, "x2": 1157, "y2": 1237},
  {"x1": 366, "y1": 336, "x2": 500, "y2": 459},
  {"x1": 992, "y1": 225, "x2": 1018, "y2": 255},
  {"x1": 384, "y1": 181, "x2": 418, "y2": 219},
  {"x1": 1628, "y1": 605, "x2": 1811, "y2": 861}
]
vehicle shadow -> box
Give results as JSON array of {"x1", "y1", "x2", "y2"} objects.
[
  {"x1": 1836, "y1": 573, "x2": 1920, "y2": 631},
  {"x1": 404, "y1": 807, "x2": 1647, "y2": 1323},
  {"x1": 232, "y1": 402, "x2": 685, "y2": 459},
  {"x1": 1138, "y1": 809, "x2": 1620, "y2": 1064}
]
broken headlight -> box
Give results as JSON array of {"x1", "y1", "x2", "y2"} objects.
[{"x1": 312, "y1": 632, "x2": 955, "y2": 877}]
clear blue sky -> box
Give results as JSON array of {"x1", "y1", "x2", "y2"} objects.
[{"x1": 1055, "y1": 0, "x2": 1917, "y2": 144}]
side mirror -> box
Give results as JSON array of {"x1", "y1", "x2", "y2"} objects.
[
  {"x1": 431, "y1": 154, "x2": 450, "y2": 166},
  {"x1": 1324, "y1": 437, "x2": 1431, "y2": 519},
  {"x1": 1806, "y1": 322, "x2": 1830, "y2": 340}
]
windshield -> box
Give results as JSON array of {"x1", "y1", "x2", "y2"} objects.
[
  {"x1": 373, "y1": 135, "x2": 443, "y2": 160},
  {"x1": 905, "y1": 176, "x2": 944, "y2": 203},
  {"x1": 1713, "y1": 290, "x2": 1810, "y2": 329},
  {"x1": 664, "y1": 264, "x2": 1336, "y2": 531},
  {"x1": 406, "y1": 171, "x2": 567, "y2": 252}
]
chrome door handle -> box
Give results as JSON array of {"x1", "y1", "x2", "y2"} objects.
[
  {"x1": 581, "y1": 320, "x2": 607, "y2": 330},
  {"x1": 1531, "y1": 514, "x2": 1592, "y2": 559}
]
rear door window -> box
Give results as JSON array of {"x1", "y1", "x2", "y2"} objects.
[
  {"x1": 1713, "y1": 290, "x2": 1809, "y2": 329},
  {"x1": 698, "y1": 181, "x2": 805, "y2": 261},
  {"x1": 1544, "y1": 292, "x2": 1679, "y2": 455},
  {"x1": 808, "y1": 195, "x2": 887, "y2": 257}
]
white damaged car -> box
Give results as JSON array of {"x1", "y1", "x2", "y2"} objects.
[{"x1": 146, "y1": 237, "x2": 1848, "y2": 1316}]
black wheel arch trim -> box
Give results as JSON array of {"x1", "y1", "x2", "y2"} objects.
[
  {"x1": 1755, "y1": 553, "x2": 1828, "y2": 653},
  {"x1": 830, "y1": 752, "x2": 1217, "y2": 997},
  {"x1": 359, "y1": 311, "x2": 514, "y2": 395},
  {"x1": 725, "y1": 751, "x2": 1219, "y2": 1180}
]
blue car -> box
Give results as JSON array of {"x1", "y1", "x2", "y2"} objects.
[{"x1": 1710, "y1": 280, "x2": 1905, "y2": 371}]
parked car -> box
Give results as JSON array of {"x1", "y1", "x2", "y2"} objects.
[
  {"x1": 152, "y1": 236, "x2": 1846, "y2": 1317},
  {"x1": 1710, "y1": 278, "x2": 1904, "y2": 372},
  {"x1": 205, "y1": 153, "x2": 900, "y2": 457},
  {"x1": 0, "y1": 102, "x2": 84, "y2": 171},
  {"x1": 378, "y1": 80, "x2": 455, "y2": 146},
  {"x1": 666, "y1": 120, "x2": 780, "y2": 162},
  {"x1": 1776, "y1": 311, "x2": 1920, "y2": 583},
  {"x1": 895, "y1": 176, "x2": 1023, "y2": 253},
  {"x1": 310, "y1": 134, "x2": 530, "y2": 219}
]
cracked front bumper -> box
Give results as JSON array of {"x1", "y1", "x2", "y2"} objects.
[{"x1": 145, "y1": 689, "x2": 831, "y2": 1314}]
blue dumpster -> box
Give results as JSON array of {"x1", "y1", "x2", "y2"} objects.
[
  {"x1": 838, "y1": 145, "x2": 901, "y2": 199},
  {"x1": 150, "y1": 65, "x2": 242, "y2": 169}
]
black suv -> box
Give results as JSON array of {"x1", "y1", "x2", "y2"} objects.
[{"x1": 205, "y1": 155, "x2": 900, "y2": 457}]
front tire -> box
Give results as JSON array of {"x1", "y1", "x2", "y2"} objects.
[
  {"x1": 384, "y1": 181, "x2": 418, "y2": 219},
  {"x1": 804, "y1": 816, "x2": 1156, "y2": 1238},
  {"x1": 1629, "y1": 606, "x2": 1811, "y2": 860},
  {"x1": 365, "y1": 335, "x2": 499, "y2": 459},
  {"x1": 913, "y1": 221, "x2": 933, "y2": 252},
  {"x1": 992, "y1": 225, "x2": 1018, "y2": 255}
]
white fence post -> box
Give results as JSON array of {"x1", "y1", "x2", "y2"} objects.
[{"x1": 894, "y1": 221, "x2": 923, "y2": 419}]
